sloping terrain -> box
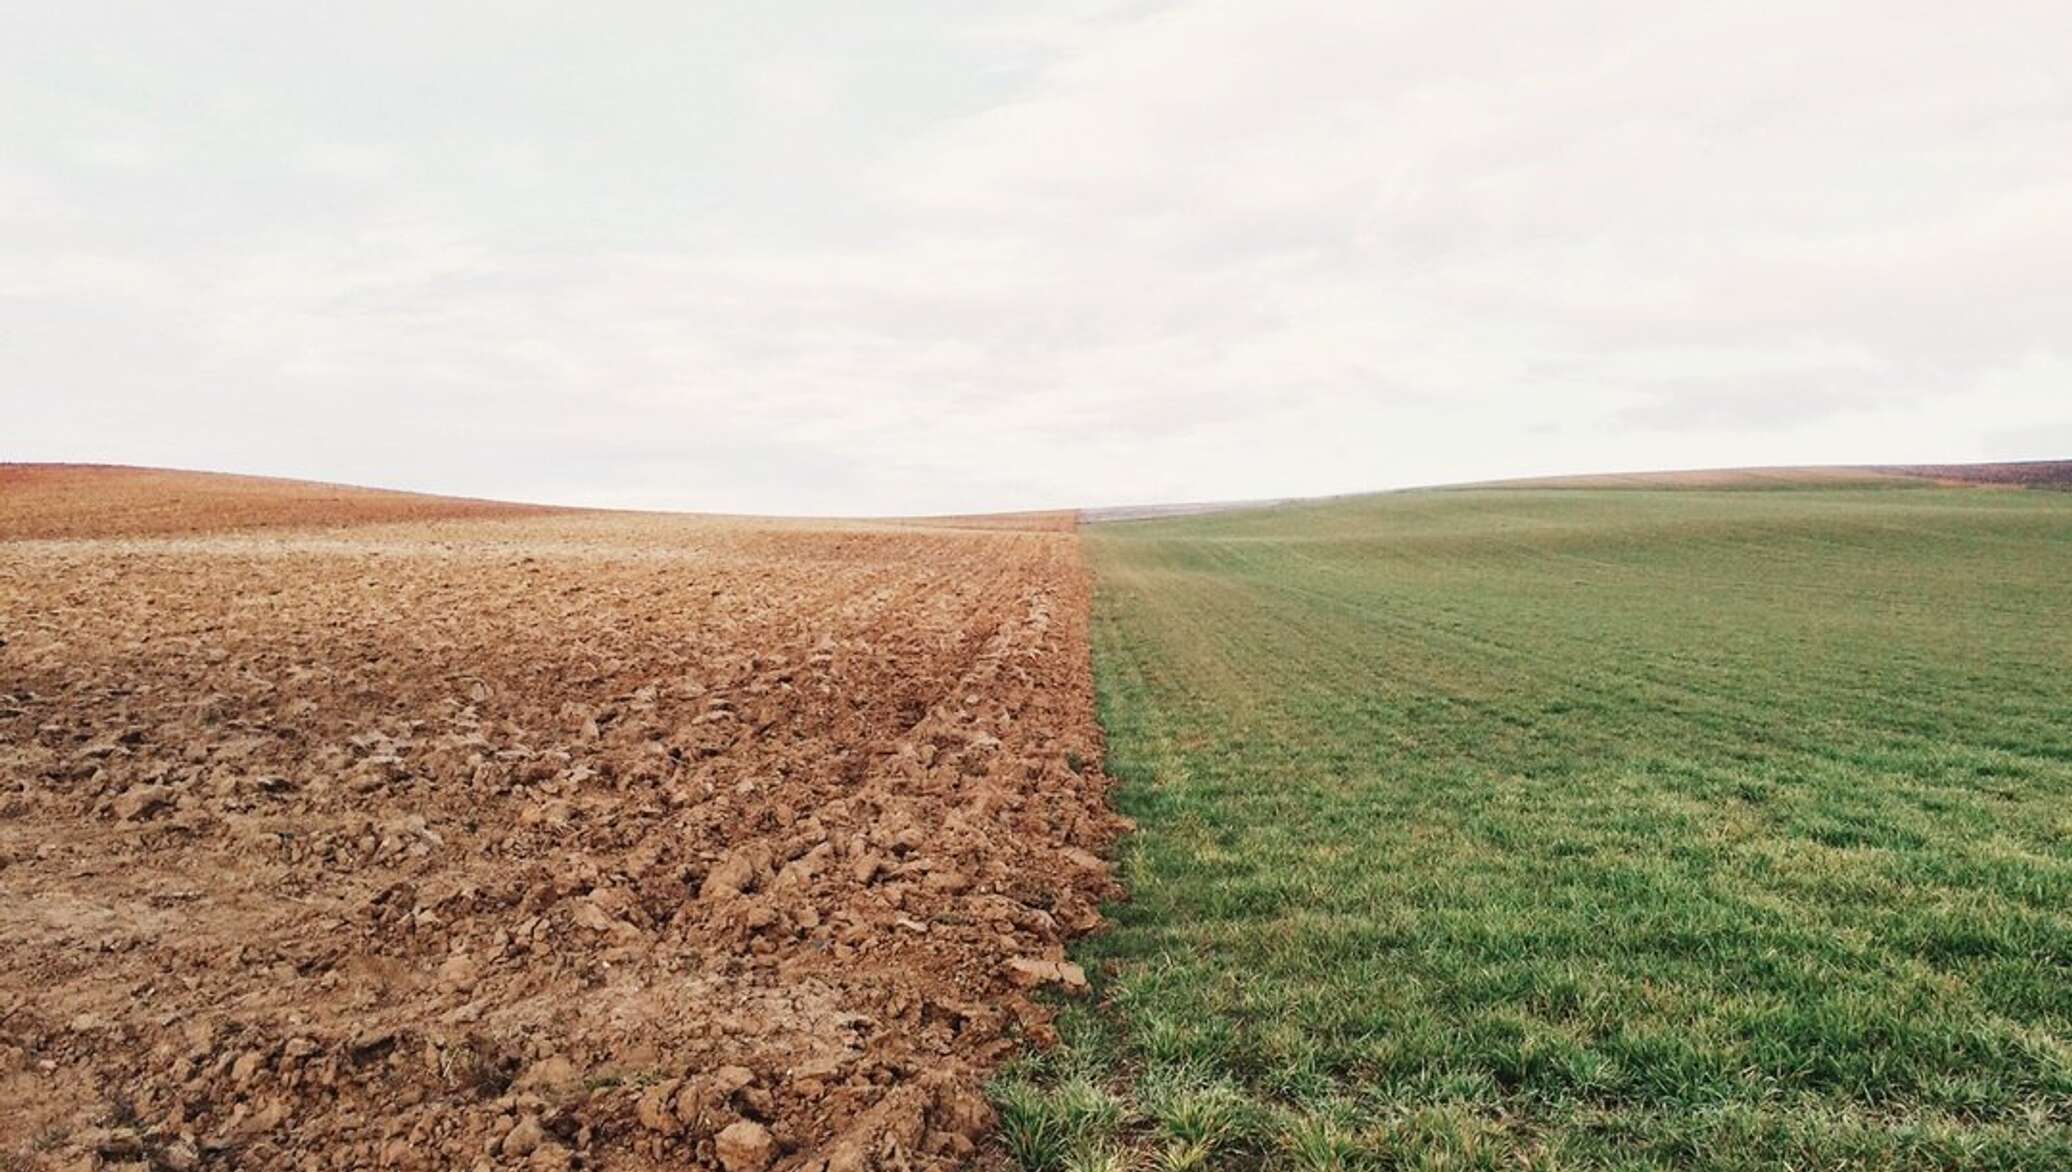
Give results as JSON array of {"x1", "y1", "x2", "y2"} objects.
[
  {"x1": 1080, "y1": 461, "x2": 2070, "y2": 527},
  {"x1": 1875, "y1": 460, "x2": 2072, "y2": 488},
  {"x1": 1077, "y1": 500, "x2": 1297, "y2": 525},
  {"x1": 0, "y1": 474, "x2": 1123, "y2": 1171},
  {"x1": 1465, "y1": 466, "x2": 1922, "y2": 490},
  {"x1": 1012, "y1": 486, "x2": 2072, "y2": 1170},
  {"x1": 0, "y1": 465, "x2": 555, "y2": 540},
  {"x1": 1463, "y1": 460, "x2": 2072, "y2": 492}
]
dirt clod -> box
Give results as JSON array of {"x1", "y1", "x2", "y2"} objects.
[
  {"x1": 0, "y1": 470, "x2": 1121, "y2": 1170},
  {"x1": 109, "y1": 784, "x2": 173, "y2": 821},
  {"x1": 717, "y1": 1119, "x2": 778, "y2": 1172},
  {"x1": 1004, "y1": 957, "x2": 1090, "y2": 993},
  {"x1": 504, "y1": 1113, "x2": 547, "y2": 1157}
]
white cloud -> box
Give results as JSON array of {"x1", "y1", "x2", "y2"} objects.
[
  {"x1": 69, "y1": 133, "x2": 185, "y2": 172},
  {"x1": 294, "y1": 142, "x2": 406, "y2": 186},
  {"x1": 3, "y1": 1, "x2": 2069, "y2": 513},
  {"x1": 735, "y1": 56, "x2": 848, "y2": 123}
]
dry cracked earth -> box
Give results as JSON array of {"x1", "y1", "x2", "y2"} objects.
[{"x1": 0, "y1": 467, "x2": 1125, "y2": 1172}]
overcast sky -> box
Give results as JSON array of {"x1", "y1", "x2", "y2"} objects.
[{"x1": 5, "y1": 3, "x2": 2069, "y2": 514}]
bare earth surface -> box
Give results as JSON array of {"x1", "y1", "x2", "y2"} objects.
[
  {"x1": 1875, "y1": 460, "x2": 2072, "y2": 487},
  {"x1": 0, "y1": 470, "x2": 1122, "y2": 1171},
  {"x1": 0, "y1": 465, "x2": 557, "y2": 541},
  {"x1": 1474, "y1": 461, "x2": 2072, "y2": 491}
]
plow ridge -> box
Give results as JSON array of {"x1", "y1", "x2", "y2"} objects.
[{"x1": 0, "y1": 498, "x2": 1124, "y2": 1171}]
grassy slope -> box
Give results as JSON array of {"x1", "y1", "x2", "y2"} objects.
[{"x1": 998, "y1": 487, "x2": 2072, "y2": 1171}]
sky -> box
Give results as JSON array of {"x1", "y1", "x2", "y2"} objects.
[{"x1": 5, "y1": 2, "x2": 2069, "y2": 515}]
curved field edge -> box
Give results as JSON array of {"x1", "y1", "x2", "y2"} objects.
[
  {"x1": 1000, "y1": 487, "x2": 2072, "y2": 1171},
  {"x1": 0, "y1": 464, "x2": 568, "y2": 539}
]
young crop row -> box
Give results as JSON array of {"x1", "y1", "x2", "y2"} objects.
[{"x1": 1011, "y1": 487, "x2": 2072, "y2": 1171}]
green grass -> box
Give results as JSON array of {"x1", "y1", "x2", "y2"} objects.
[{"x1": 1005, "y1": 486, "x2": 2072, "y2": 1170}]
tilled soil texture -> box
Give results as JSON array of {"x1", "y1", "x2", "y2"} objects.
[
  {"x1": 0, "y1": 505, "x2": 1122, "y2": 1170},
  {"x1": 0, "y1": 465, "x2": 557, "y2": 540}
]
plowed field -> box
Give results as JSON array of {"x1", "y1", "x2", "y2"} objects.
[
  {"x1": 0, "y1": 470, "x2": 1121, "y2": 1171},
  {"x1": 0, "y1": 465, "x2": 557, "y2": 540}
]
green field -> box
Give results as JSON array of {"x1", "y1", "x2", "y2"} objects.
[{"x1": 996, "y1": 487, "x2": 2072, "y2": 1171}]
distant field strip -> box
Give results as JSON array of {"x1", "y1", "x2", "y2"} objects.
[{"x1": 997, "y1": 488, "x2": 2072, "y2": 1171}]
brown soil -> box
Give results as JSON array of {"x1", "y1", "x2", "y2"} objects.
[
  {"x1": 1476, "y1": 461, "x2": 2072, "y2": 491},
  {"x1": 0, "y1": 470, "x2": 1123, "y2": 1171},
  {"x1": 0, "y1": 466, "x2": 556, "y2": 540},
  {"x1": 1873, "y1": 460, "x2": 2072, "y2": 488}
]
